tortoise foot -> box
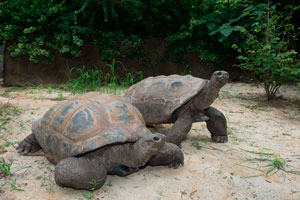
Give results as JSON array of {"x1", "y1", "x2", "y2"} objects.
[
  {"x1": 212, "y1": 135, "x2": 228, "y2": 143},
  {"x1": 17, "y1": 134, "x2": 41, "y2": 154},
  {"x1": 168, "y1": 149, "x2": 184, "y2": 169}
]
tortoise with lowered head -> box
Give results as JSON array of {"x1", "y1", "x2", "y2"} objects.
[
  {"x1": 17, "y1": 93, "x2": 183, "y2": 190},
  {"x1": 125, "y1": 71, "x2": 229, "y2": 146}
]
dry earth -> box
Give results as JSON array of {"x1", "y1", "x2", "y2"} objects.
[{"x1": 0, "y1": 82, "x2": 299, "y2": 200}]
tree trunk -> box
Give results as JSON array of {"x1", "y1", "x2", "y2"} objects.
[{"x1": 264, "y1": 83, "x2": 280, "y2": 100}]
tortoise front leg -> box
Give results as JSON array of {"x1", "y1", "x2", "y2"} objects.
[
  {"x1": 17, "y1": 133, "x2": 41, "y2": 154},
  {"x1": 165, "y1": 110, "x2": 193, "y2": 146},
  {"x1": 112, "y1": 142, "x2": 184, "y2": 175},
  {"x1": 204, "y1": 107, "x2": 228, "y2": 143},
  {"x1": 148, "y1": 142, "x2": 184, "y2": 168},
  {"x1": 54, "y1": 157, "x2": 107, "y2": 190}
]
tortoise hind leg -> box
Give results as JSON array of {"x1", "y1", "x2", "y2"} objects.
[
  {"x1": 55, "y1": 157, "x2": 107, "y2": 190},
  {"x1": 204, "y1": 107, "x2": 228, "y2": 143},
  {"x1": 17, "y1": 133, "x2": 41, "y2": 154}
]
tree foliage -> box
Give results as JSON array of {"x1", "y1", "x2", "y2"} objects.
[
  {"x1": 0, "y1": 0, "x2": 251, "y2": 64},
  {"x1": 0, "y1": 0, "x2": 299, "y2": 89}
]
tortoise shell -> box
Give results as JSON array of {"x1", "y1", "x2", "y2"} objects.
[
  {"x1": 124, "y1": 74, "x2": 207, "y2": 124},
  {"x1": 33, "y1": 93, "x2": 151, "y2": 162}
]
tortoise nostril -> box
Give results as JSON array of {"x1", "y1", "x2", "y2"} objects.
[{"x1": 153, "y1": 136, "x2": 160, "y2": 141}]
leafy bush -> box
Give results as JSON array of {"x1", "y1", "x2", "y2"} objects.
[
  {"x1": 164, "y1": 0, "x2": 252, "y2": 66},
  {"x1": 0, "y1": 0, "x2": 299, "y2": 75},
  {"x1": 0, "y1": 0, "x2": 250, "y2": 66},
  {"x1": 0, "y1": 0, "x2": 95, "y2": 63},
  {"x1": 233, "y1": 1, "x2": 300, "y2": 100}
]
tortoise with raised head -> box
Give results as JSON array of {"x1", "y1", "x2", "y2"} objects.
[
  {"x1": 17, "y1": 93, "x2": 183, "y2": 190},
  {"x1": 125, "y1": 71, "x2": 229, "y2": 146}
]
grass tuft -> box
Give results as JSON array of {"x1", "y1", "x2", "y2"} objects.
[
  {"x1": 238, "y1": 148, "x2": 300, "y2": 177},
  {"x1": 67, "y1": 59, "x2": 143, "y2": 94}
]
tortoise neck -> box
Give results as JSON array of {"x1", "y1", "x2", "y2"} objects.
[
  {"x1": 192, "y1": 80, "x2": 219, "y2": 110},
  {"x1": 208, "y1": 79, "x2": 221, "y2": 98}
]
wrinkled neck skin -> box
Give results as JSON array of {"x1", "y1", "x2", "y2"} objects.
[{"x1": 191, "y1": 80, "x2": 220, "y2": 111}]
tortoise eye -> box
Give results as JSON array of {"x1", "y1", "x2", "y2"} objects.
[
  {"x1": 153, "y1": 136, "x2": 160, "y2": 141},
  {"x1": 217, "y1": 71, "x2": 222, "y2": 76}
]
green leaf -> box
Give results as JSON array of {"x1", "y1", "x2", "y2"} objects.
[
  {"x1": 218, "y1": 34, "x2": 226, "y2": 43},
  {"x1": 229, "y1": 13, "x2": 245, "y2": 24},
  {"x1": 206, "y1": 0, "x2": 217, "y2": 4},
  {"x1": 232, "y1": 26, "x2": 242, "y2": 32},
  {"x1": 197, "y1": 19, "x2": 207, "y2": 25},
  {"x1": 206, "y1": 22, "x2": 216, "y2": 31},
  {"x1": 209, "y1": 28, "x2": 219, "y2": 36},
  {"x1": 219, "y1": 23, "x2": 232, "y2": 37}
]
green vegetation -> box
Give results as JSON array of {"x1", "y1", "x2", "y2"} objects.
[
  {"x1": 0, "y1": 0, "x2": 299, "y2": 99},
  {"x1": 46, "y1": 181, "x2": 55, "y2": 193},
  {"x1": 68, "y1": 59, "x2": 143, "y2": 94},
  {"x1": 238, "y1": 148, "x2": 300, "y2": 177},
  {"x1": 0, "y1": 158, "x2": 29, "y2": 192},
  {"x1": 8, "y1": 179, "x2": 24, "y2": 191},
  {"x1": 0, "y1": 158, "x2": 13, "y2": 177},
  {"x1": 0, "y1": 103, "x2": 13, "y2": 131},
  {"x1": 2, "y1": 0, "x2": 297, "y2": 66},
  {"x1": 191, "y1": 139, "x2": 202, "y2": 150},
  {"x1": 233, "y1": 1, "x2": 300, "y2": 100},
  {"x1": 80, "y1": 192, "x2": 95, "y2": 200},
  {"x1": 88, "y1": 179, "x2": 103, "y2": 191},
  {"x1": 0, "y1": 137, "x2": 14, "y2": 154}
]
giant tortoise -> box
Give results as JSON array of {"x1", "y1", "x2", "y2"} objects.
[
  {"x1": 125, "y1": 71, "x2": 229, "y2": 146},
  {"x1": 17, "y1": 93, "x2": 183, "y2": 190}
]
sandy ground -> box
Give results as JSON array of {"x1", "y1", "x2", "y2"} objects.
[{"x1": 0, "y1": 82, "x2": 299, "y2": 200}]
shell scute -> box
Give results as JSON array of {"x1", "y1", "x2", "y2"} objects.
[
  {"x1": 33, "y1": 93, "x2": 151, "y2": 161},
  {"x1": 65, "y1": 107, "x2": 95, "y2": 138},
  {"x1": 125, "y1": 75, "x2": 207, "y2": 123}
]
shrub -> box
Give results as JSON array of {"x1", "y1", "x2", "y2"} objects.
[{"x1": 233, "y1": 1, "x2": 300, "y2": 100}]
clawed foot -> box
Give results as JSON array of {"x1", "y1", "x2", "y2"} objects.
[
  {"x1": 17, "y1": 140, "x2": 40, "y2": 154},
  {"x1": 168, "y1": 149, "x2": 184, "y2": 169},
  {"x1": 212, "y1": 135, "x2": 228, "y2": 143}
]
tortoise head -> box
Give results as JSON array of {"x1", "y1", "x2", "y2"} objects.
[
  {"x1": 137, "y1": 133, "x2": 166, "y2": 155},
  {"x1": 211, "y1": 71, "x2": 229, "y2": 88}
]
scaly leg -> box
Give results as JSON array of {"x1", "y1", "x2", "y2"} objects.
[
  {"x1": 165, "y1": 110, "x2": 193, "y2": 146},
  {"x1": 110, "y1": 141, "x2": 184, "y2": 175},
  {"x1": 148, "y1": 142, "x2": 184, "y2": 168},
  {"x1": 17, "y1": 133, "x2": 41, "y2": 154},
  {"x1": 54, "y1": 157, "x2": 107, "y2": 190},
  {"x1": 204, "y1": 107, "x2": 228, "y2": 143}
]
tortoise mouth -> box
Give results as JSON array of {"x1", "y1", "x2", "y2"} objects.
[{"x1": 153, "y1": 136, "x2": 161, "y2": 142}]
